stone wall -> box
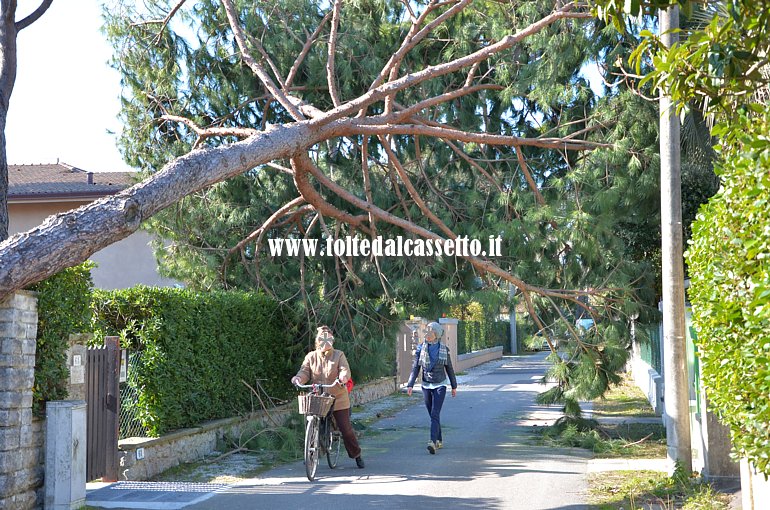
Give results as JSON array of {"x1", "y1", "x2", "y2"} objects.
[
  {"x1": 0, "y1": 291, "x2": 45, "y2": 510},
  {"x1": 118, "y1": 376, "x2": 397, "y2": 481},
  {"x1": 456, "y1": 346, "x2": 503, "y2": 372}
]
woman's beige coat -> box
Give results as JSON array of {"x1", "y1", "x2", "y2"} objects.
[{"x1": 294, "y1": 349, "x2": 351, "y2": 410}]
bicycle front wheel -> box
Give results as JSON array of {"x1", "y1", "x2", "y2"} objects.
[{"x1": 304, "y1": 416, "x2": 320, "y2": 481}]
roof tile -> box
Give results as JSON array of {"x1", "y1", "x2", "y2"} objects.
[{"x1": 8, "y1": 162, "x2": 136, "y2": 199}]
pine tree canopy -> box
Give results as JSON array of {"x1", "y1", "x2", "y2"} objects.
[{"x1": 1, "y1": 1, "x2": 679, "y2": 408}]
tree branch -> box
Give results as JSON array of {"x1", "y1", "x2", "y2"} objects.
[
  {"x1": 514, "y1": 146, "x2": 546, "y2": 206},
  {"x1": 379, "y1": 135, "x2": 456, "y2": 239},
  {"x1": 161, "y1": 114, "x2": 258, "y2": 142},
  {"x1": 291, "y1": 154, "x2": 369, "y2": 230},
  {"x1": 326, "y1": 0, "x2": 343, "y2": 107},
  {"x1": 225, "y1": 196, "x2": 306, "y2": 261},
  {"x1": 315, "y1": 6, "x2": 591, "y2": 127},
  {"x1": 221, "y1": 0, "x2": 305, "y2": 121},
  {"x1": 15, "y1": 0, "x2": 52, "y2": 31},
  {"x1": 341, "y1": 119, "x2": 610, "y2": 151},
  {"x1": 285, "y1": 11, "x2": 332, "y2": 89}
]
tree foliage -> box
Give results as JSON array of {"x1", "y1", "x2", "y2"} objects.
[
  {"x1": 30, "y1": 262, "x2": 94, "y2": 415},
  {"x1": 0, "y1": 1, "x2": 675, "y2": 418},
  {"x1": 99, "y1": 0, "x2": 669, "y2": 411},
  {"x1": 687, "y1": 109, "x2": 770, "y2": 475}
]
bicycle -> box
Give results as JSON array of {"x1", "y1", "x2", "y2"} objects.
[{"x1": 294, "y1": 381, "x2": 343, "y2": 481}]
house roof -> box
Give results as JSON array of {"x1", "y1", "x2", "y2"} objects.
[{"x1": 8, "y1": 162, "x2": 137, "y2": 202}]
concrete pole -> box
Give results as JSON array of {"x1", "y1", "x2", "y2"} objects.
[
  {"x1": 509, "y1": 285, "x2": 518, "y2": 354},
  {"x1": 659, "y1": 5, "x2": 692, "y2": 475}
]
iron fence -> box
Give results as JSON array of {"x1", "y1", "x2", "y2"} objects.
[{"x1": 119, "y1": 351, "x2": 149, "y2": 439}]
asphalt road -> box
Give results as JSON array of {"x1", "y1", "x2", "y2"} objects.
[
  {"x1": 181, "y1": 352, "x2": 592, "y2": 510},
  {"x1": 87, "y1": 353, "x2": 594, "y2": 509}
]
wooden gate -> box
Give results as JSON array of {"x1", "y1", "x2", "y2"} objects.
[{"x1": 86, "y1": 336, "x2": 120, "y2": 482}]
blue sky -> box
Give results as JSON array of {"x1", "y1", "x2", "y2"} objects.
[{"x1": 7, "y1": 2, "x2": 131, "y2": 172}]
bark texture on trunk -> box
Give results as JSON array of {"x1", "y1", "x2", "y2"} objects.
[
  {"x1": 0, "y1": 4, "x2": 18, "y2": 242},
  {"x1": 0, "y1": 123, "x2": 312, "y2": 297}
]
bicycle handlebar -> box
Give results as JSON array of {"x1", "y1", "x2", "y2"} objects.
[{"x1": 294, "y1": 380, "x2": 342, "y2": 390}]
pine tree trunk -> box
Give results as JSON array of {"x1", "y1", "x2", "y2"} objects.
[
  {"x1": 0, "y1": 123, "x2": 314, "y2": 298},
  {"x1": 0, "y1": 111, "x2": 8, "y2": 242},
  {"x1": 0, "y1": 6, "x2": 18, "y2": 242}
]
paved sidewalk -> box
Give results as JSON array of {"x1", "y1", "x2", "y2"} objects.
[{"x1": 86, "y1": 352, "x2": 664, "y2": 509}]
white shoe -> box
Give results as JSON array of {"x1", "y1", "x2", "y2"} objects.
[
  {"x1": 436, "y1": 440, "x2": 443, "y2": 449},
  {"x1": 427, "y1": 441, "x2": 436, "y2": 454}
]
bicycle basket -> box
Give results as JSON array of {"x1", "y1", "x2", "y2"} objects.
[{"x1": 298, "y1": 393, "x2": 335, "y2": 415}]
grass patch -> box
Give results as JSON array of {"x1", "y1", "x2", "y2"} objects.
[
  {"x1": 588, "y1": 470, "x2": 732, "y2": 509},
  {"x1": 537, "y1": 372, "x2": 667, "y2": 457},
  {"x1": 540, "y1": 419, "x2": 667, "y2": 458},
  {"x1": 592, "y1": 373, "x2": 658, "y2": 418}
]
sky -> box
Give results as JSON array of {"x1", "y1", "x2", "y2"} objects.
[{"x1": 7, "y1": 2, "x2": 131, "y2": 173}]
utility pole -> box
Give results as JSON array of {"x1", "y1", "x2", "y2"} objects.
[
  {"x1": 509, "y1": 284, "x2": 518, "y2": 354},
  {"x1": 659, "y1": 5, "x2": 692, "y2": 475}
]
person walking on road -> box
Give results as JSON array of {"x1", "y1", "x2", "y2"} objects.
[
  {"x1": 291, "y1": 326, "x2": 365, "y2": 469},
  {"x1": 406, "y1": 322, "x2": 458, "y2": 454}
]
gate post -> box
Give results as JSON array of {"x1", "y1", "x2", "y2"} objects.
[{"x1": 103, "y1": 337, "x2": 120, "y2": 483}]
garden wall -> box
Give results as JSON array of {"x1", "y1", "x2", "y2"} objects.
[
  {"x1": 0, "y1": 291, "x2": 45, "y2": 510},
  {"x1": 456, "y1": 345, "x2": 503, "y2": 372}
]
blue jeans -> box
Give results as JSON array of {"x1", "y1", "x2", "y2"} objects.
[{"x1": 422, "y1": 385, "x2": 447, "y2": 443}]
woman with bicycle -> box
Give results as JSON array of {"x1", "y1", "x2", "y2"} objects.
[
  {"x1": 291, "y1": 326, "x2": 365, "y2": 469},
  {"x1": 406, "y1": 321, "x2": 458, "y2": 455}
]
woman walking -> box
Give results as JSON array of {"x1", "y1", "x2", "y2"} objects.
[{"x1": 406, "y1": 322, "x2": 458, "y2": 454}]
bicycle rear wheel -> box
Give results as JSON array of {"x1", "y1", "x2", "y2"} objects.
[
  {"x1": 325, "y1": 415, "x2": 341, "y2": 468},
  {"x1": 304, "y1": 416, "x2": 320, "y2": 481}
]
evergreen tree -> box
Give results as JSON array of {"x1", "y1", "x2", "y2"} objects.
[{"x1": 101, "y1": 0, "x2": 664, "y2": 402}]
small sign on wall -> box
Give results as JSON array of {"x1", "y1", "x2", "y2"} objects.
[
  {"x1": 70, "y1": 365, "x2": 85, "y2": 384},
  {"x1": 120, "y1": 350, "x2": 128, "y2": 383}
]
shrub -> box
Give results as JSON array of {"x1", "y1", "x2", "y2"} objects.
[
  {"x1": 686, "y1": 109, "x2": 770, "y2": 475},
  {"x1": 29, "y1": 262, "x2": 95, "y2": 415},
  {"x1": 92, "y1": 287, "x2": 303, "y2": 436},
  {"x1": 453, "y1": 302, "x2": 509, "y2": 354}
]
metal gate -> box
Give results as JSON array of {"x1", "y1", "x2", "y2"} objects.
[
  {"x1": 86, "y1": 336, "x2": 120, "y2": 482},
  {"x1": 397, "y1": 319, "x2": 426, "y2": 385}
]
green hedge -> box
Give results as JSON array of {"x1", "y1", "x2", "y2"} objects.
[
  {"x1": 686, "y1": 110, "x2": 770, "y2": 475},
  {"x1": 458, "y1": 320, "x2": 508, "y2": 354},
  {"x1": 29, "y1": 263, "x2": 95, "y2": 415},
  {"x1": 92, "y1": 287, "x2": 303, "y2": 436}
]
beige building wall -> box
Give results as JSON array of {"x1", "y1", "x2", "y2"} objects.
[{"x1": 9, "y1": 201, "x2": 178, "y2": 289}]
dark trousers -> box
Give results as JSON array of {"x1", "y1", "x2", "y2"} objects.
[
  {"x1": 333, "y1": 408, "x2": 361, "y2": 458},
  {"x1": 422, "y1": 385, "x2": 447, "y2": 443}
]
